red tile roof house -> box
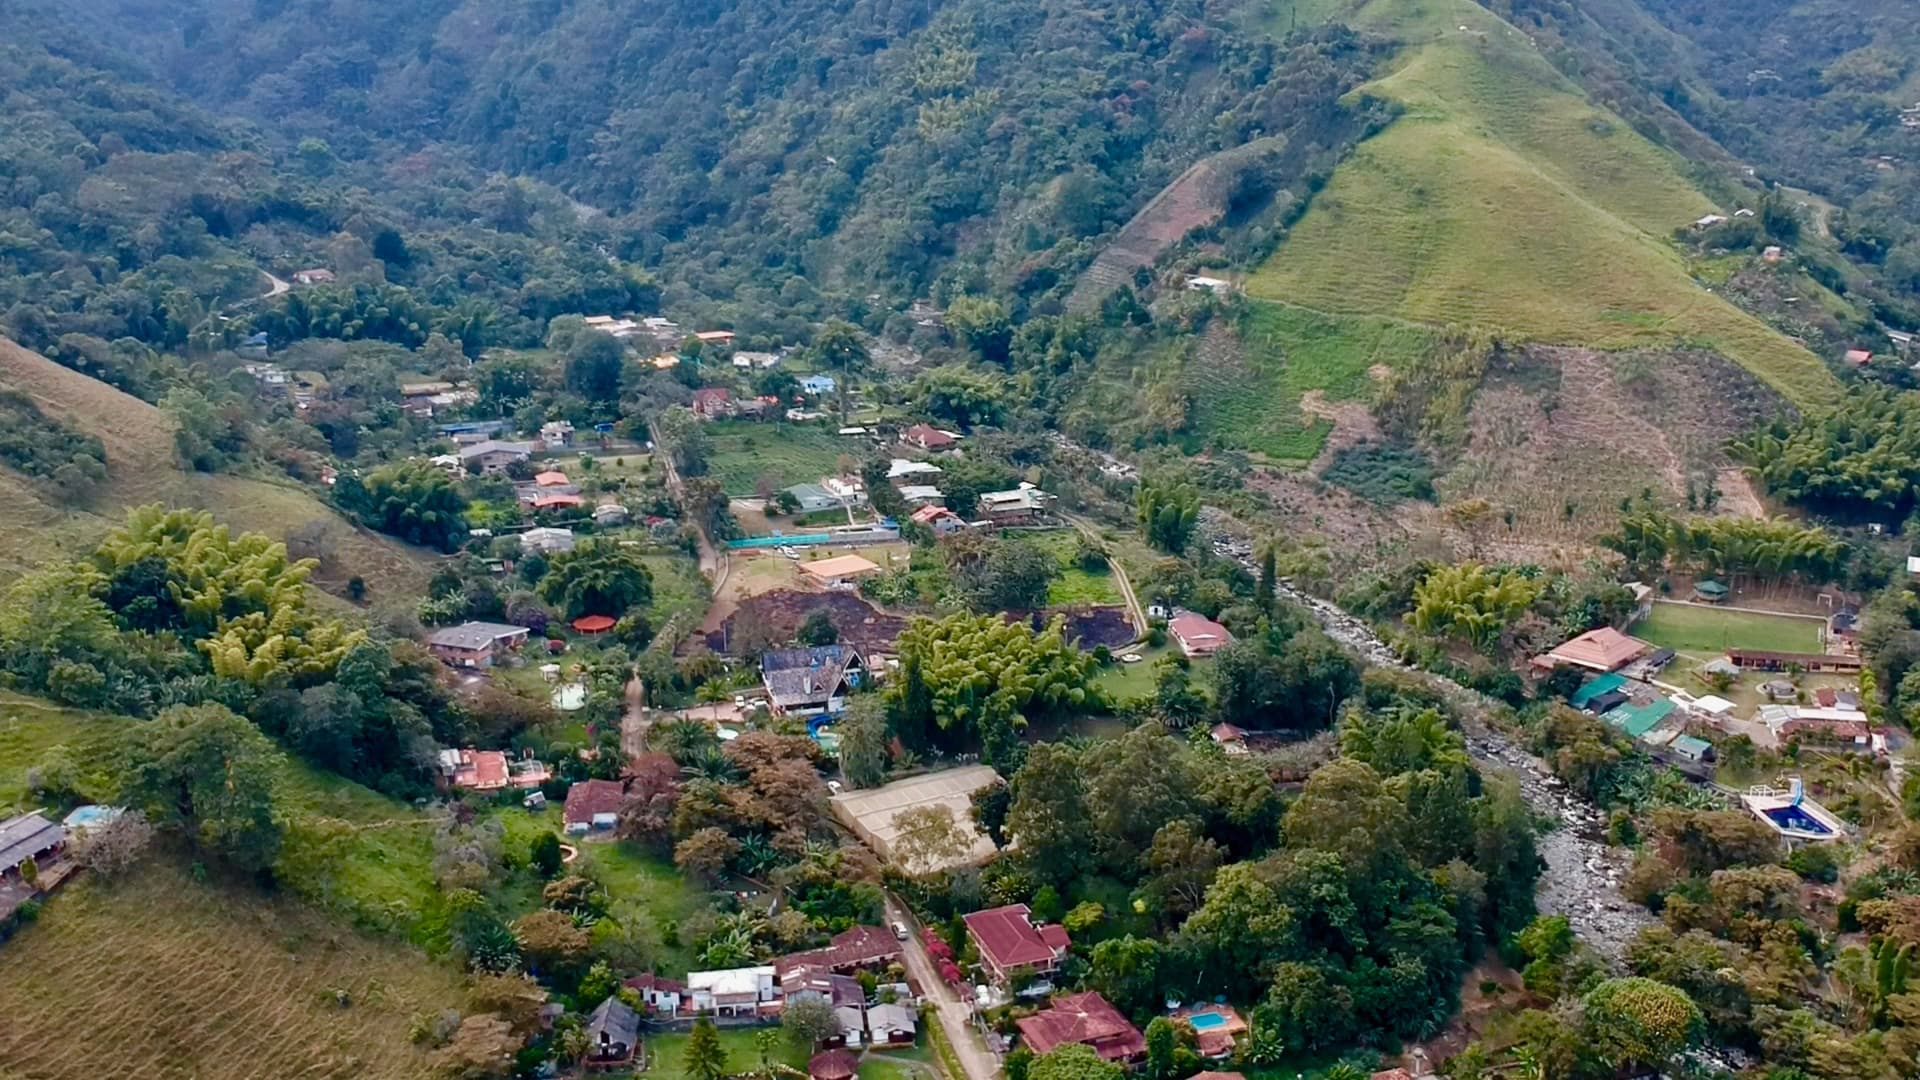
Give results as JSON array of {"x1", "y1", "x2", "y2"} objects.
[
  {"x1": 964, "y1": 903, "x2": 1070, "y2": 987},
  {"x1": 564, "y1": 778, "x2": 628, "y2": 835},
  {"x1": 1015, "y1": 991, "x2": 1146, "y2": 1064},
  {"x1": 775, "y1": 926, "x2": 903, "y2": 982},
  {"x1": 692, "y1": 387, "x2": 733, "y2": 418},
  {"x1": 1169, "y1": 611, "x2": 1233, "y2": 658},
  {"x1": 902, "y1": 424, "x2": 957, "y2": 451}
]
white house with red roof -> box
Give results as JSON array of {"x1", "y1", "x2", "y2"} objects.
[
  {"x1": 963, "y1": 903, "x2": 1070, "y2": 987},
  {"x1": 1168, "y1": 611, "x2": 1233, "y2": 658}
]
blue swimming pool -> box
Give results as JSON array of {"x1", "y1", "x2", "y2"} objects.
[
  {"x1": 1187, "y1": 1013, "x2": 1229, "y2": 1031},
  {"x1": 1763, "y1": 805, "x2": 1833, "y2": 835},
  {"x1": 727, "y1": 533, "x2": 832, "y2": 549}
]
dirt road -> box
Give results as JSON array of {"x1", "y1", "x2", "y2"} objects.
[
  {"x1": 1062, "y1": 512, "x2": 1145, "y2": 636},
  {"x1": 884, "y1": 896, "x2": 1001, "y2": 1080}
]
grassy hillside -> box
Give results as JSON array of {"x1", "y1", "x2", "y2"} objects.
[
  {"x1": 0, "y1": 338, "x2": 432, "y2": 597},
  {"x1": 1247, "y1": 0, "x2": 1839, "y2": 410},
  {"x1": 0, "y1": 860, "x2": 461, "y2": 1080}
]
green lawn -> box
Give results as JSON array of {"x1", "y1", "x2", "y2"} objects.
[
  {"x1": 1014, "y1": 530, "x2": 1124, "y2": 607},
  {"x1": 1244, "y1": 0, "x2": 1837, "y2": 411},
  {"x1": 641, "y1": 550, "x2": 713, "y2": 626},
  {"x1": 643, "y1": 1026, "x2": 807, "y2": 1080},
  {"x1": 491, "y1": 806, "x2": 712, "y2": 974},
  {"x1": 705, "y1": 421, "x2": 854, "y2": 497},
  {"x1": 1632, "y1": 601, "x2": 1823, "y2": 659}
]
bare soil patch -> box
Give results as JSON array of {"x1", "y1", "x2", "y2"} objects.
[{"x1": 700, "y1": 589, "x2": 911, "y2": 656}]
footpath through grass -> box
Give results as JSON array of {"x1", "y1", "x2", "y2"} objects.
[{"x1": 1633, "y1": 601, "x2": 1824, "y2": 659}]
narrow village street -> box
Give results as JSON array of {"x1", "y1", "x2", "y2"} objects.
[{"x1": 884, "y1": 897, "x2": 1002, "y2": 1080}]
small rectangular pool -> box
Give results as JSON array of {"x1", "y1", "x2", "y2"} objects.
[
  {"x1": 1763, "y1": 805, "x2": 1833, "y2": 835},
  {"x1": 1187, "y1": 1013, "x2": 1229, "y2": 1031}
]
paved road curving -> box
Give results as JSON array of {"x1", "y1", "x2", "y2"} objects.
[{"x1": 884, "y1": 896, "x2": 1002, "y2": 1080}]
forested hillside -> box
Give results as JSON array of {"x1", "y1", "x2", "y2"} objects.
[{"x1": 20, "y1": 0, "x2": 1386, "y2": 312}]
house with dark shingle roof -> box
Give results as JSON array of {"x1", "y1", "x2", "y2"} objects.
[
  {"x1": 585, "y1": 996, "x2": 641, "y2": 1067},
  {"x1": 426, "y1": 621, "x2": 531, "y2": 668},
  {"x1": 761, "y1": 645, "x2": 866, "y2": 717},
  {"x1": 963, "y1": 903, "x2": 1070, "y2": 986}
]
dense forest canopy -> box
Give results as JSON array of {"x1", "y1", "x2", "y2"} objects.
[{"x1": 12, "y1": 0, "x2": 1384, "y2": 315}]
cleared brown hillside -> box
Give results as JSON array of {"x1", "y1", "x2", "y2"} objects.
[
  {"x1": 0, "y1": 338, "x2": 431, "y2": 597},
  {"x1": 1066, "y1": 159, "x2": 1228, "y2": 314}
]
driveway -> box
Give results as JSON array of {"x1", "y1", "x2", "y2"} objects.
[{"x1": 884, "y1": 895, "x2": 1001, "y2": 1080}]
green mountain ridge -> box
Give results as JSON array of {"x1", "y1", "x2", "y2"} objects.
[{"x1": 1247, "y1": 0, "x2": 1837, "y2": 409}]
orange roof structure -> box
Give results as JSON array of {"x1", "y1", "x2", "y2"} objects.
[
  {"x1": 1544, "y1": 627, "x2": 1650, "y2": 672},
  {"x1": 533, "y1": 493, "x2": 585, "y2": 510},
  {"x1": 534, "y1": 470, "x2": 570, "y2": 486},
  {"x1": 798, "y1": 554, "x2": 883, "y2": 581},
  {"x1": 571, "y1": 614, "x2": 617, "y2": 634}
]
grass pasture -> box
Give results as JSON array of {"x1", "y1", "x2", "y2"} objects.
[
  {"x1": 1246, "y1": 0, "x2": 1837, "y2": 411},
  {"x1": 704, "y1": 421, "x2": 853, "y2": 497},
  {"x1": 0, "y1": 860, "x2": 462, "y2": 1080},
  {"x1": 1633, "y1": 601, "x2": 1823, "y2": 660},
  {"x1": 1188, "y1": 304, "x2": 1441, "y2": 463},
  {"x1": 1016, "y1": 530, "x2": 1124, "y2": 607},
  {"x1": 642, "y1": 1025, "x2": 809, "y2": 1080},
  {"x1": 0, "y1": 339, "x2": 432, "y2": 596}
]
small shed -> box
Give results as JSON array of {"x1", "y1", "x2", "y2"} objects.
[
  {"x1": 1669, "y1": 735, "x2": 1715, "y2": 764},
  {"x1": 585, "y1": 996, "x2": 641, "y2": 1067},
  {"x1": 1692, "y1": 581, "x2": 1729, "y2": 603}
]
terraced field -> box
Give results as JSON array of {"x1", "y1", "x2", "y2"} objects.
[
  {"x1": 0, "y1": 860, "x2": 462, "y2": 1080},
  {"x1": 1247, "y1": 0, "x2": 1838, "y2": 411},
  {"x1": 0, "y1": 339, "x2": 432, "y2": 597}
]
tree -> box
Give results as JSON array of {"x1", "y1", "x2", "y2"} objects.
[
  {"x1": 675, "y1": 827, "x2": 741, "y2": 885},
  {"x1": 566, "y1": 329, "x2": 628, "y2": 402},
  {"x1": 1028, "y1": 1042, "x2": 1124, "y2": 1080},
  {"x1": 798, "y1": 609, "x2": 839, "y2": 646},
  {"x1": 1256, "y1": 546, "x2": 1277, "y2": 613},
  {"x1": 358, "y1": 461, "x2": 471, "y2": 552},
  {"x1": 1006, "y1": 743, "x2": 1094, "y2": 885},
  {"x1": 70, "y1": 810, "x2": 155, "y2": 877},
  {"x1": 1088, "y1": 935, "x2": 1164, "y2": 1017},
  {"x1": 1178, "y1": 863, "x2": 1295, "y2": 998},
  {"x1": 890, "y1": 804, "x2": 975, "y2": 876},
  {"x1": 435, "y1": 1014, "x2": 519, "y2": 1080},
  {"x1": 1144, "y1": 1017, "x2": 1180, "y2": 1080},
  {"x1": 755, "y1": 1028, "x2": 782, "y2": 1077},
  {"x1": 684, "y1": 1017, "x2": 729, "y2": 1080},
  {"x1": 809, "y1": 320, "x2": 868, "y2": 422},
  {"x1": 530, "y1": 832, "x2": 564, "y2": 879},
  {"x1": 1261, "y1": 961, "x2": 1356, "y2": 1053},
  {"x1": 1408, "y1": 563, "x2": 1543, "y2": 651},
  {"x1": 1142, "y1": 819, "x2": 1224, "y2": 921},
  {"x1": 655, "y1": 406, "x2": 711, "y2": 476},
  {"x1": 1581, "y1": 977, "x2": 1703, "y2": 1070},
  {"x1": 514, "y1": 909, "x2": 592, "y2": 974},
  {"x1": 538, "y1": 541, "x2": 654, "y2": 619},
  {"x1": 949, "y1": 538, "x2": 1059, "y2": 612},
  {"x1": 782, "y1": 993, "x2": 840, "y2": 1049},
  {"x1": 946, "y1": 296, "x2": 1013, "y2": 364},
  {"x1": 838, "y1": 696, "x2": 891, "y2": 789},
  {"x1": 1137, "y1": 484, "x2": 1199, "y2": 554},
  {"x1": 120, "y1": 704, "x2": 284, "y2": 873}
]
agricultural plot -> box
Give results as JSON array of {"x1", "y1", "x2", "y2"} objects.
[
  {"x1": 1633, "y1": 601, "x2": 1824, "y2": 660},
  {"x1": 703, "y1": 421, "x2": 852, "y2": 497},
  {"x1": 0, "y1": 860, "x2": 462, "y2": 1080},
  {"x1": 1246, "y1": 0, "x2": 1837, "y2": 411}
]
